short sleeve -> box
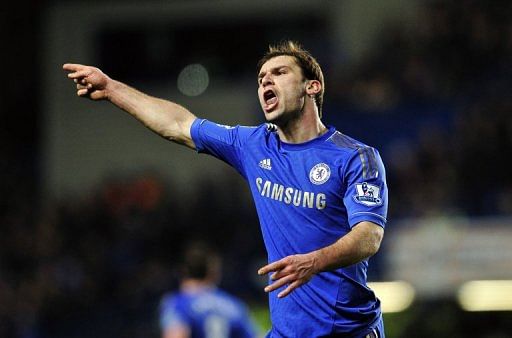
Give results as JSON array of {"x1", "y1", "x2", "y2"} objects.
[
  {"x1": 190, "y1": 119, "x2": 258, "y2": 178},
  {"x1": 342, "y1": 146, "x2": 388, "y2": 228}
]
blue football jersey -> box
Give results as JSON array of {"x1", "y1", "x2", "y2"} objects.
[
  {"x1": 159, "y1": 287, "x2": 257, "y2": 338},
  {"x1": 191, "y1": 119, "x2": 388, "y2": 337}
]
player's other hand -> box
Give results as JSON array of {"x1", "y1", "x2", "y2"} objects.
[
  {"x1": 63, "y1": 63, "x2": 111, "y2": 100},
  {"x1": 258, "y1": 253, "x2": 319, "y2": 298}
]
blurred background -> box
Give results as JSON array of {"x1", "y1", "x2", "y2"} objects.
[{"x1": 2, "y1": 0, "x2": 512, "y2": 337}]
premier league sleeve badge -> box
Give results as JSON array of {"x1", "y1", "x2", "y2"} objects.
[{"x1": 353, "y1": 182, "x2": 382, "y2": 206}]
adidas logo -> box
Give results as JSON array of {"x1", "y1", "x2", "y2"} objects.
[{"x1": 259, "y1": 158, "x2": 272, "y2": 170}]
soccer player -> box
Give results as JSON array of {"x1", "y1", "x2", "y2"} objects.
[
  {"x1": 63, "y1": 40, "x2": 388, "y2": 337},
  {"x1": 159, "y1": 242, "x2": 257, "y2": 338}
]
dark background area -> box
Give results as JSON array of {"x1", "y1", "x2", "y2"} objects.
[{"x1": 2, "y1": 1, "x2": 512, "y2": 337}]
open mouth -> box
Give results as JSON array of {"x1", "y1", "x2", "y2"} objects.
[
  {"x1": 263, "y1": 89, "x2": 278, "y2": 109},
  {"x1": 264, "y1": 89, "x2": 277, "y2": 104}
]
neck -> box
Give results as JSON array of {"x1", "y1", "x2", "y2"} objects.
[
  {"x1": 180, "y1": 279, "x2": 215, "y2": 292},
  {"x1": 276, "y1": 106, "x2": 327, "y2": 143}
]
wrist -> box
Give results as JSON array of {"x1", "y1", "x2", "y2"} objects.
[
  {"x1": 104, "y1": 78, "x2": 118, "y2": 101},
  {"x1": 309, "y1": 250, "x2": 324, "y2": 274}
]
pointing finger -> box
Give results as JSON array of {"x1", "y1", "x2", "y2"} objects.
[{"x1": 63, "y1": 63, "x2": 85, "y2": 71}]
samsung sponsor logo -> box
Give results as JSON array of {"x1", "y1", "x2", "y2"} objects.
[{"x1": 255, "y1": 177, "x2": 326, "y2": 210}]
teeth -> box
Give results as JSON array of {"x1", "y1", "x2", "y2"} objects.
[
  {"x1": 264, "y1": 89, "x2": 277, "y2": 106},
  {"x1": 266, "y1": 97, "x2": 277, "y2": 105}
]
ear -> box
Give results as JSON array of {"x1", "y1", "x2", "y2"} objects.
[{"x1": 306, "y1": 80, "x2": 322, "y2": 96}]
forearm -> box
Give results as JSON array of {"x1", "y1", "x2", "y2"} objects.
[
  {"x1": 106, "y1": 79, "x2": 197, "y2": 147},
  {"x1": 258, "y1": 221, "x2": 384, "y2": 298},
  {"x1": 312, "y1": 221, "x2": 384, "y2": 272}
]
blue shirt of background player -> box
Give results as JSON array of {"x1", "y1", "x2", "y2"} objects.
[
  {"x1": 190, "y1": 119, "x2": 388, "y2": 337},
  {"x1": 160, "y1": 287, "x2": 257, "y2": 338}
]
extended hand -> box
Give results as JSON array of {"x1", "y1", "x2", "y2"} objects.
[
  {"x1": 63, "y1": 63, "x2": 111, "y2": 100},
  {"x1": 258, "y1": 253, "x2": 319, "y2": 298}
]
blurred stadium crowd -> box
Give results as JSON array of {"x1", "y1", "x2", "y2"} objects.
[
  {"x1": 1, "y1": 1, "x2": 512, "y2": 337},
  {"x1": 329, "y1": 0, "x2": 512, "y2": 219}
]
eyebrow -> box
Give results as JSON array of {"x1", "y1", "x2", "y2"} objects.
[{"x1": 258, "y1": 65, "x2": 291, "y2": 80}]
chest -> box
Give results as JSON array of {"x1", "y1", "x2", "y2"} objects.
[{"x1": 243, "y1": 144, "x2": 344, "y2": 205}]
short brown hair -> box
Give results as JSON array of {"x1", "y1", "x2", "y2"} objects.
[
  {"x1": 181, "y1": 241, "x2": 220, "y2": 280},
  {"x1": 257, "y1": 40, "x2": 325, "y2": 117}
]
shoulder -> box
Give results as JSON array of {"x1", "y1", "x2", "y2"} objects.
[
  {"x1": 213, "y1": 289, "x2": 250, "y2": 315},
  {"x1": 326, "y1": 130, "x2": 381, "y2": 157},
  {"x1": 160, "y1": 292, "x2": 182, "y2": 310},
  {"x1": 325, "y1": 130, "x2": 384, "y2": 175},
  {"x1": 236, "y1": 122, "x2": 277, "y2": 146},
  {"x1": 326, "y1": 130, "x2": 367, "y2": 151},
  {"x1": 245, "y1": 122, "x2": 275, "y2": 137},
  {"x1": 214, "y1": 288, "x2": 242, "y2": 305}
]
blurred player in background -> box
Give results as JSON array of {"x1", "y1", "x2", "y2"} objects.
[
  {"x1": 159, "y1": 242, "x2": 257, "y2": 338},
  {"x1": 63, "y1": 40, "x2": 388, "y2": 337}
]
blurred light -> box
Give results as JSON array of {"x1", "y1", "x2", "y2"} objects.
[
  {"x1": 458, "y1": 280, "x2": 512, "y2": 312},
  {"x1": 177, "y1": 63, "x2": 209, "y2": 96},
  {"x1": 368, "y1": 281, "x2": 415, "y2": 313}
]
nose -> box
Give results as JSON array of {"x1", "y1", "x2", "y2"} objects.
[{"x1": 261, "y1": 72, "x2": 273, "y2": 86}]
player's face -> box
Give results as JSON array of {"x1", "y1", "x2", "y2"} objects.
[{"x1": 257, "y1": 55, "x2": 308, "y2": 124}]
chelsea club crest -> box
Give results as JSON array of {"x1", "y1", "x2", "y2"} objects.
[{"x1": 309, "y1": 163, "x2": 331, "y2": 185}]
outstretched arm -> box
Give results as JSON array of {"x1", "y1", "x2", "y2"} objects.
[
  {"x1": 63, "y1": 63, "x2": 197, "y2": 149},
  {"x1": 258, "y1": 221, "x2": 384, "y2": 298}
]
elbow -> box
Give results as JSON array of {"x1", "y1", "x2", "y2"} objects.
[
  {"x1": 158, "y1": 121, "x2": 181, "y2": 142},
  {"x1": 350, "y1": 221, "x2": 385, "y2": 261},
  {"x1": 358, "y1": 224, "x2": 384, "y2": 258},
  {"x1": 367, "y1": 227, "x2": 384, "y2": 257},
  {"x1": 367, "y1": 240, "x2": 381, "y2": 257}
]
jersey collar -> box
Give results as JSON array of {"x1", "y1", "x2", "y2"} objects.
[{"x1": 277, "y1": 126, "x2": 336, "y2": 151}]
